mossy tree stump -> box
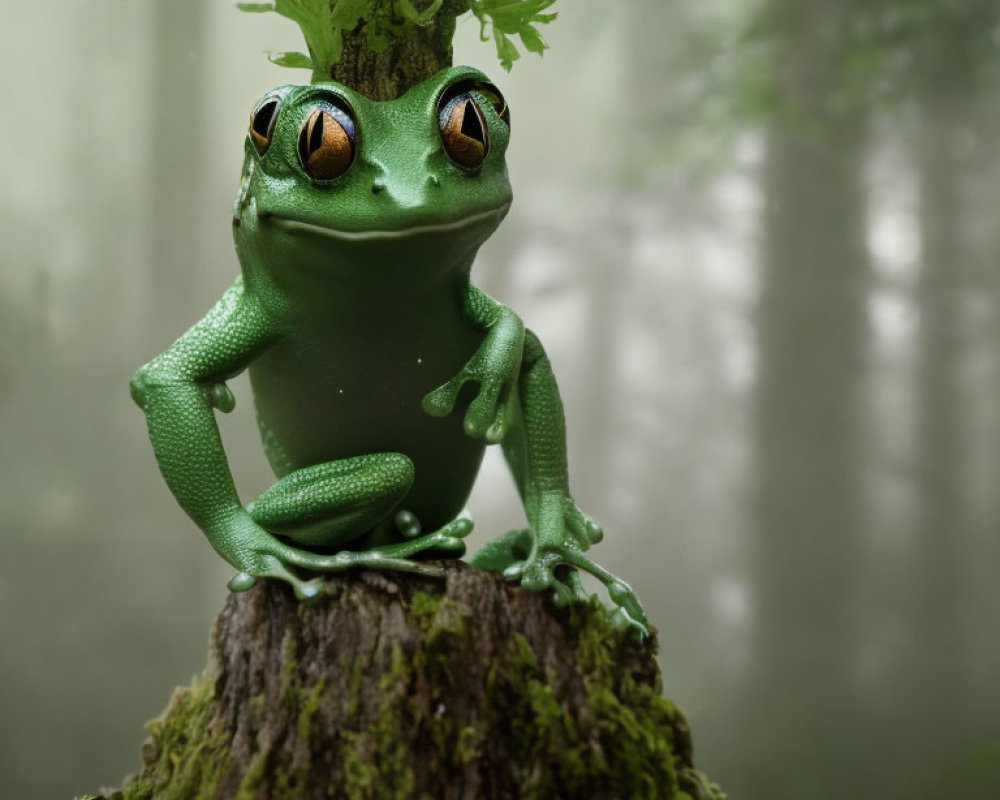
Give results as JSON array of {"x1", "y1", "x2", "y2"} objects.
[{"x1": 86, "y1": 563, "x2": 722, "y2": 799}]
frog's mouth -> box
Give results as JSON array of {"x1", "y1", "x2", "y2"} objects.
[{"x1": 265, "y1": 205, "x2": 510, "y2": 241}]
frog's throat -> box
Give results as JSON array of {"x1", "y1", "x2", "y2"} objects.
[{"x1": 267, "y1": 205, "x2": 510, "y2": 242}]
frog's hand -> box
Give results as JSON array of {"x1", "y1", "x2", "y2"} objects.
[
  {"x1": 495, "y1": 330, "x2": 649, "y2": 640},
  {"x1": 422, "y1": 285, "x2": 523, "y2": 444}
]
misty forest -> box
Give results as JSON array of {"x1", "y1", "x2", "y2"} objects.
[{"x1": 1, "y1": 1, "x2": 998, "y2": 798}]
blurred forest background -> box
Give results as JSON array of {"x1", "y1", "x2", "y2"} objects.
[{"x1": 1, "y1": 1, "x2": 999, "y2": 798}]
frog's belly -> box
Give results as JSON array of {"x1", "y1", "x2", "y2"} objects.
[{"x1": 248, "y1": 323, "x2": 486, "y2": 530}]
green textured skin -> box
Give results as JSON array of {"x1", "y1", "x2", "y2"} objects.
[{"x1": 131, "y1": 66, "x2": 647, "y2": 636}]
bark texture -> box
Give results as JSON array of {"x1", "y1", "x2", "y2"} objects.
[
  {"x1": 84, "y1": 563, "x2": 723, "y2": 800},
  {"x1": 321, "y1": 0, "x2": 466, "y2": 100}
]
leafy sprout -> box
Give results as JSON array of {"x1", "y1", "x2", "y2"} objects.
[{"x1": 236, "y1": 0, "x2": 560, "y2": 77}]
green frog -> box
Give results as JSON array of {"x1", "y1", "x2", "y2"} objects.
[{"x1": 131, "y1": 65, "x2": 647, "y2": 636}]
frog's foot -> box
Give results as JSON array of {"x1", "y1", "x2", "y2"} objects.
[
  {"x1": 515, "y1": 548, "x2": 650, "y2": 640},
  {"x1": 227, "y1": 555, "x2": 325, "y2": 602},
  {"x1": 472, "y1": 526, "x2": 646, "y2": 638},
  {"x1": 227, "y1": 515, "x2": 475, "y2": 596},
  {"x1": 295, "y1": 513, "x2": 473, "y2": 577},
  {"x1": 487, "y1": 495, "x2": 647, "y2": 639},
  {"x1": 365, "y1": 513, "x2": 474, "y2": 561},
  {"x1": 470, "y1": 529, "x2": 586, "y2": 605}
]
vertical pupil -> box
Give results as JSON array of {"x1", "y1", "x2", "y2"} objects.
[
  {"x1": 253, "y1": 100, "x2": 277, "y2": 138},
  {"x1": 298, "y1": 107, "x2": 356, "y2": 180},
  {"x1": 309, "y1": 112, "x2": 325, "y2": 153},
  {"x1": 459, "y1": 100, "x2": 484, "y2": 143}
]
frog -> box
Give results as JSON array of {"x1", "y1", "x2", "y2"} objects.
[{"x1": 130, "y1": 64, "x2": 648, "y2": 637}]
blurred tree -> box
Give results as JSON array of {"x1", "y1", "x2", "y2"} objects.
[
  {"x1": 724, "y1": 1, "x2": 1000, "y2": 796},
  {"x1": 898, "y1": 5, "x2": 1000, "y2": 787},
  {"x1": 150, "y1": 0, "x2": 207, "y2": 341},
  {"x1": 742, "y1": 3, "x2": 871, "y2": 797}
]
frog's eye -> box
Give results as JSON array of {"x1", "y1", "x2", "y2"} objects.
[
  {"x1": 438, "y1": 90, "x2": 490, "y2": 170},
  {"x1": 298, "y1": 104, "x2": 356, "y2": 181},
  {"x1": 249, "y1": 97, "x2": 280, "y2": 156}
]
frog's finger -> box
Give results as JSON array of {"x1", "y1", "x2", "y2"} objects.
[
  {"x1": 203, "y1": 381, "x2": 236, "y2": 413},
  {"x1": 564, "y1": 505, "x2": 593, "y2": 551},
  {"x1": 564, "y1": 503, "x2": 603, "y2": 550},
  {"x1": 422, "y1": 372, "x2": 472, "y2": 418},
  {"x1": 551, "y1": 578, "x2": 575, "y2": 607},
  {"x1": 550, "y1": 567, "x2": 589, "y2": 607},
  {"x1": 271, "y1": 541, "x2": 444, "y2": 576},
  {"x1": 607, "y1": 580, "x2": 649, "y2": 631},
  {"x1": 394, "y1": 509, "x2": 422, "y2": 539},
  {"x1": 521, "y1": 562, "x2": 555, "y2": 592},
  {"x1": 227, "y1": 572, "x2": 258, "y2": 593},
  {"x1": 484, "y1": 381, "x2": 516, "y2": 444},
  {"x1": 611, "y1": 606, "x2": 651, "y2": 641},
  {"x1": 464, "y1": 377, "x2": 503, "y2": 437}
]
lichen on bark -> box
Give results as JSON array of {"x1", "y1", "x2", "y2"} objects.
[{"x1": 84, "y1": 564, "x2": 723, "y2": 800}]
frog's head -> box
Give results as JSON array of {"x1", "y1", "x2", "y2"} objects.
[{"x1": 233, "y1": 66, "x2": 513, "y2": 288}]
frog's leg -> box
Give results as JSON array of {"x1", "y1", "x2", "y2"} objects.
[
  {"x1": 132, "y1": 278, "x2": 469, "y2": 598},
  {"x1": 422, "y1": 285, "x2": 524, "y2": 443},
  {"x1": 245, "y1": 453, "x2": 473, "y2": 571},
  {"x1": 471, "y1": 330, "x2": 650, "y2": 639}
]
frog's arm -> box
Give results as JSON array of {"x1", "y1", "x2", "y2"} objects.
[
  {"x1": 474, "y1": 330, "x2": 650, "y2": 638},
  {"x1": 422, "y1": 284, "x2": 524, "y2": 444},
  {"x1": 130, "y1": 277, "x2": 348, "y2": 599}
]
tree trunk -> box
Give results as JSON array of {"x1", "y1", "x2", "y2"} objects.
[
  {"x1": 82, "y1": 564, "x2": 723, "y2": 800},
  {"x1": 910, "y1": 88, "x2": 974, "y2": 760},
  {"x1": 743, "y1": 2, "x2": 870, "y2": 797},
  {"x1": 149, "y1": 0, "x2": 206, "y2": 342},
  {"x1": 319, "y1": 0, "x2": 466, "y2": 100}
]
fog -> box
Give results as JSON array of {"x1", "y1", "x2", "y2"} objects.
[{"x1": 1, "y1": 1, "x2": 998, "y2": 798}]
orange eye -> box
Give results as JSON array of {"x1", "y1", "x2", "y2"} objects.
[
  {"x1": 249, "y1": 97, "x2": 280, "y2": 155},
  {"x1": 298, "y1": 105, "x2": 356, "y2": 181},
  {"x1": 438, "y1": 92, "x2": 489, "y2": 170}
]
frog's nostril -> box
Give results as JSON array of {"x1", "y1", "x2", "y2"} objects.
[
  {"x1": 428, "y1": 175, "x2": 441, "y2": 189},
  {"x1": 371, "y1": 179, "x2": 385, "y2": 195}
]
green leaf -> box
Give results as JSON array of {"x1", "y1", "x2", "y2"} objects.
[
  {"x1": 236, "y1": 2, "x2": 276, "y2": 11},
  {"x1": 271, "y1": 0, "x2": 342, "y2": 77},
  {"x1": 330, "y1": 0, "x2": 369, "y2": 30},
  {"x1": 494, "y1": 30, "x2": 521, "y2": 71},
  {"x1": 396, "y1": 0, "x2": 443, "y2": 25},
  {"x1": 266, "y1": 50, "x2": 314, "y2": 68},
  {"x1": 518, "y1": 24, "x2": 546, "y2": 54},
  {"x1": 468, "y1": 0, "x2": 561, "y2": 70}
]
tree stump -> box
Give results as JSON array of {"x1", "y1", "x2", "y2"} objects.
[{"x1": 84, "y1": 563, "x2": 723, "y2": 800}]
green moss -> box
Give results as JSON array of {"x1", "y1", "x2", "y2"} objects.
[
  {"x1": 233, "y1": 751, "x2": 269, "y2": 800},
  {"x1": 112, "y1": 586, "x2": 722, "y2": 800},
  {"x1": 407, "y1": 589, "x2": 470, "y2": 687},
  {"x1": 296, "y1": 678, "x2": 327, "y2": 739},
  {"x1": 119, "y1": 672, "x2": 232, "y2": 800},
  {"x1": 340, "y1": 657, "x2": 360, "y2": 727},
  {"x1": 343, "y1": 643, "x2": 417, "y2": 800}
]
